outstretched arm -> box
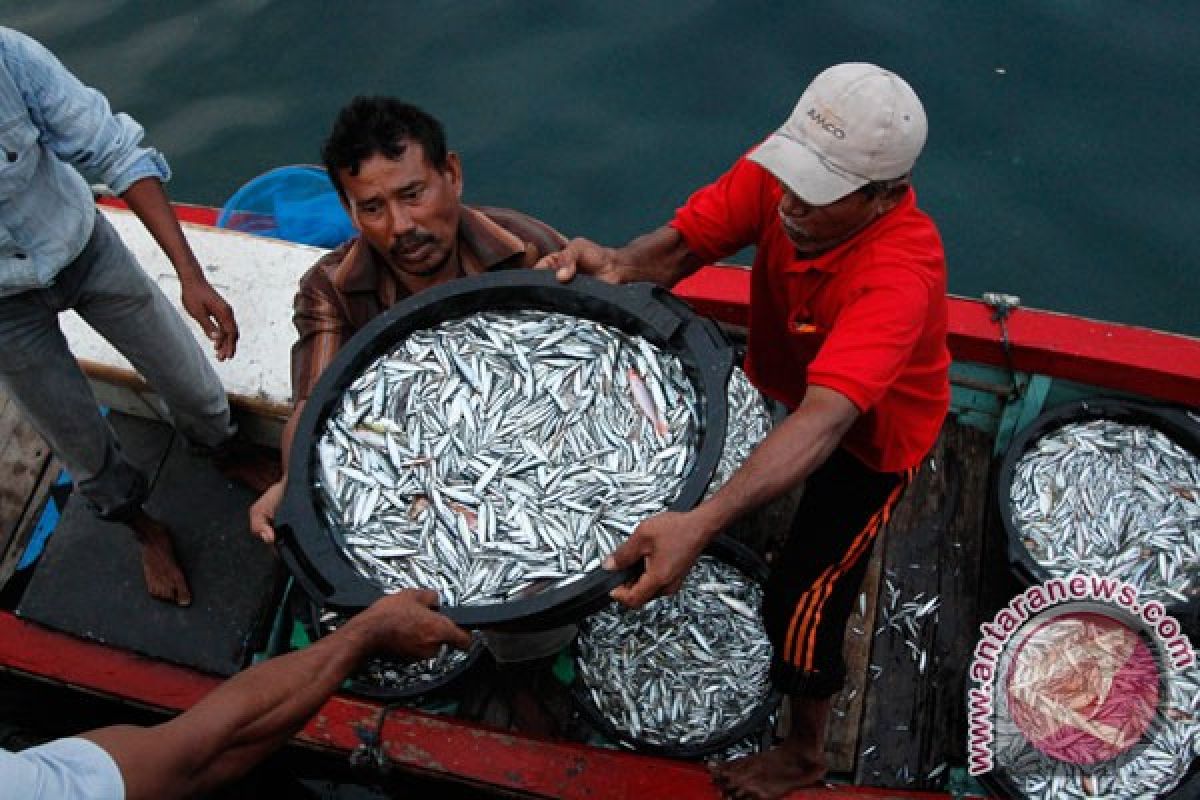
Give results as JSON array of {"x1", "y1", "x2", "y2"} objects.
[
  {"x1": 605, "y1": 386, "x2": 860, "y2": 607},
  {"x1": 536, "y1": 226, "x2": 704, "y2": 288},
  {"x1": 81, "y1": 590, "x2": 471, "y2": 800},
  {"x1": 121, "y1": 177, "x2": 239, "y2": 360}
]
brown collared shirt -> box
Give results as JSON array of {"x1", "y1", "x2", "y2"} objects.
[{"x1": 290, "y1": 205, "x2": 565, "y2": 402}]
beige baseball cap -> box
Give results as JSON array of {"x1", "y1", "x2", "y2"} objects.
[{"x1": 749, "y1": 63, "x2": 927, "y2": 205}]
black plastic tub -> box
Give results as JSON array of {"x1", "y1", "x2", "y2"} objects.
[
  {"x1": 275, "y1": 270, "x2": 736, "y2": 632},
  {"x1": 979, "y1": 763, "x2": 1200, "y2": 800},
  {"x1": 965, "y1": 599, "x2": 1198, "y2": 800},
  {"x1": 300, "y1": 596, "x2": 486, "y2": 702},
  {"x1": 995, "y1": 397, "x2": 1200, "y2": 639},
  {"x1": 570, "y1": 535, "x2": 783, "y2": 760}
]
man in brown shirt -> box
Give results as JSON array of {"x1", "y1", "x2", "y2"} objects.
[{"x1": 249, "y1": 97, "x2": 565, "y2": 542}]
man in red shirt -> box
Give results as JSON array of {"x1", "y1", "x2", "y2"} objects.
[{"x1": 540, "y1": 63, "x2": 950, "y2": 799}]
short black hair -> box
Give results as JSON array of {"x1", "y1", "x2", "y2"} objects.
[
  {"x1": 321, "y1": 96, "x2": 448, "y2": 199},
  {"x1": 860, "y1": 174, "x2": 911, "y2": 200}
]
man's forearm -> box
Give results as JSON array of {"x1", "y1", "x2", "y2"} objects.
[
  {"x1": 181, "y1": 615, "x2": 373, "y2": 752},
  {"x1": 119, "y1": 177, "x2": 206, "y2": 284},
  {"x1": 693, "y1": 387, "x2": 859, "y2": 535},
  {"x1": 84, "y1": 608, "x2": 379, "y2": 799},
  {"x1": 613, "y1": 226, "x2": 705, "y2": 287}
]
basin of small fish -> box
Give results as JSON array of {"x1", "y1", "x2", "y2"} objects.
[
  {"x1": 317, "y1": 606, "x2": 478, "y2": 697},
  {"x1": 314, "y1": 309, "x2": 702, "y2": 606},
  {"x1": 993, "y1": 640, "x2": 1200, "y2": 799},
  {"x1": 574, "y1": 555, "x2": 775, "y2": 754},
  {"x1": 704, "y1": 366, "x2": 774, "y2": 499},
  {"x1": 1009, "y1": 419, "x2": 1200, "y2": 607}
]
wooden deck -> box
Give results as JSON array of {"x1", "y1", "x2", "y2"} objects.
[{"x1": 0, "y1": 393, "x2": 56, "y2": 594}]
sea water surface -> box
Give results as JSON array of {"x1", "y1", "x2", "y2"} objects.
[{"x1": 6, "y1": 1, "x2": 1199, "y2": 337}]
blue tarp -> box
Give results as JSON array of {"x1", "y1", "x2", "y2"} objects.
[{"x1": 217, "y1": 165, "x2": 356, "y2": 248}]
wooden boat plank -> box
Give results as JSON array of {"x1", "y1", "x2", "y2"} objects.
[
  {"x1": 675, "y1": 268, "x2": 1200, "y2": 408},
  {"x1": 827, "y1": 527, "x2": 886, "y2": 772},
  {"x1": 853, "y1": 421, "x2": 993, "y2": 789},
  {"x1": 0, "y1": 454, "x2": 57, "y2": 594},
  {"x1": 0, "y1": 394, "x2": 51, "y2": 587}
]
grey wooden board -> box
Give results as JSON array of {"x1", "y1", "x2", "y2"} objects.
[
  {"x1": 17, "y1": 412, "x2": 282, "y2": 676},
  {"x1": 853, "y1": 421, "x2": 996, "y2": 790},
  {"x1": 0, "y1": 388, "x2": 53, "y2": 590}
]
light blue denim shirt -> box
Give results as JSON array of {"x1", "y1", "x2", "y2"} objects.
[
  {"x1": 1, "y1": 738, "x2": 126, "y2": 799},
  {"x1": 0, "y1": 26, "x2": 170, "y2": 297}
]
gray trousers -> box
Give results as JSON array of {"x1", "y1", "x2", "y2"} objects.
[{"x1": 0, "y1": 212, "x2": 233, "y2": 521}]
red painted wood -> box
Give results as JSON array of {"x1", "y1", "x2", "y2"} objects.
[
  {"x1": 943, "y1": 299, "x2": 1200, "y2": 405},
  {"x1": 0, "y1": 612, "x2": 963, "y2": 798},
  {"x1": 96, "y1": 195, "x2": 218, "y2": 226},
  {"x1": 674, "y1": 265, "x2": 1200, "y2": 406}
]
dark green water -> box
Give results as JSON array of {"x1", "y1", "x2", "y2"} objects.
[{"x1": 8, "y1": 2, "x2": 1199, "y2": 336}]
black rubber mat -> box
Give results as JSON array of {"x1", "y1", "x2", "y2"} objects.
[{"x1": 17, "y1": 412, "x2": 282, "y2": 676}]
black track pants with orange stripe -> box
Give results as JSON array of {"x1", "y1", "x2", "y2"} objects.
[{"x1": 763, "y1": 447, "x2": 914, "y2": 698}]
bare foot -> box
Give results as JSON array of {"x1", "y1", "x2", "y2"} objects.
[
  {"x1": 711, "y1": 695, "x2": 832, "y2": 800},
  {"x1": 709, "y1": 741, "x2": 827, "y2": 800},
  {"x1": 128, "y1": 510, "x2": 192, "y2": 607}
]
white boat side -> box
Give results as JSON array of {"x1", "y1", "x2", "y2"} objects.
[{"x1": 61, "y1": 207, "x2": 328, "y2": 422}]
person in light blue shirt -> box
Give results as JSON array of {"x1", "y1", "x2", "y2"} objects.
[
  {"x1": 0, "y1": 589, "x2": 472, "y2": 800},
  {"x1": 0, "y1": 26, "x2": 241, "y2": 606},
  {"x1": 1, "y1": 738, "x2": 125, "y2": 800}
]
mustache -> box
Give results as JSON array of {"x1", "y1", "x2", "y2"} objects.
[{"x1": 389, "y1": 232, "x2": 436, "y2": 256}]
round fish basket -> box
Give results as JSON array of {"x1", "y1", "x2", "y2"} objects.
[
  {"x1": 571, "y1": 535, "x2": 782, "y2": 760},
  {"x1": 276, "y1": 270, "x2": 735, "y2": 631},
  {"x1": 968, "y1": 601, "x2": 1200, "y2": 799},
  {"x1": 980, "y1": 760, "x2": 1200, "y2": 800},
  {"x1": 304, "y1": 600, "x2": 486, "y2": 701},
  {"x1": 995, "y1": 397, "x2": 1200, "y2": 639}
]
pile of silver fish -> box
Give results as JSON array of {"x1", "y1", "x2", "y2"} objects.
[
  {"x1": 575, "y1": 556, "x2": 774, "y2": 751},
  {"x1": 704, "y1": 367, "x2": 773, "y2": 499},
  {"x1": 318, "y1": 608, "x2": 473, "y2": 694},
  {"x1": 1010, "y1": 420, "x2": 1200, "y2": 605},
  {"x1": 999, "y1": 661, "x2": 1199, "y2": 799},
  {"x1": 314, "y1": 310, "x2": 701, "y2": 605},
  {"x1": 875, "y1": 578, "x2": 940, "y2": 676}
]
